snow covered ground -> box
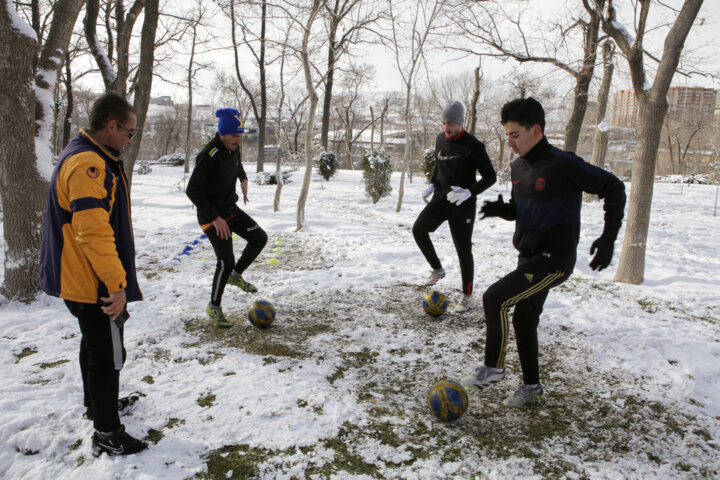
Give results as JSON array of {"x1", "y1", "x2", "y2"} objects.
[{"x1": 0, "y1": 164, "x2": 718, "y2": 479}]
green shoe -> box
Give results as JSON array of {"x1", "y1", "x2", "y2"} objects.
[
  {"x1": 206, "y1": 306, "x2": 232, "y2": 328},
  {"x1": 227, "y1": 275, "x2": 258, "y2": 293}
]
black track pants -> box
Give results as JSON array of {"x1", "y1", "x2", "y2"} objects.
[
  {"x1": 205, "y1": 209, "x2": 268, "y2": 306},
  {"x1": 482, "y1": 254, "x2": 573, "y2": 385},
  {"x1": 65, "y1": 300, "x2": 125, "y2": 433},
  {"x1": 412, "y1": 195, "x2": 476, "y2": 295}
]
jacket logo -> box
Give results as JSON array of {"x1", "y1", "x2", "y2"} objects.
[
  {"x1": 535, "y1": 177, "x2": 546, "y2": 191},
  {"x1": 87, "y1": 167, "x2": 100, "y2": 178}
]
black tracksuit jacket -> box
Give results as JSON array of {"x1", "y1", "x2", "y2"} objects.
[
  {"x1": 431, "y1": 131, "x2": 496, "y2": 198},
  {"x1": 500, "y1": 136, "x2": 626, "y2": 265},
  {"x1": 186, "y1": 134, "x2": 248, "y2": 224}
]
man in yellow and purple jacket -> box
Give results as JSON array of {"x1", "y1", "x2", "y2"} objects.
[{"x1": 40, "y1": 92, "x2": 147, "y2": 456}]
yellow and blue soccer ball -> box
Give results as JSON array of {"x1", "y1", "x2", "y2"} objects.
[
  {"x1": 248, "y1": 300, "x2": 275, "y2": 329},
  {"x1": 427, "y1": 380, "x2": 469, "y2": 422},
  {"x1": 422, "y1": 290, "x2": 448, "y2": 317}
]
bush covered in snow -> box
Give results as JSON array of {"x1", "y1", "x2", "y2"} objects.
[
  {"x1": 135, "y1": 161, "x2": 152, "y2": 175},
  {"x1": 314, "y1": 151, "x2": 339, "y2": 181},
  {"x1": 421, "y1": 147, "x2": 435, "y2": 184},
  {"x1": 255, "y1": 168, "x2": 295, "y2": 185},
  {"x1": 154, "y1": 153, "x2": 185, "y2": 166},
  {"x1": 361, "y1": 149, "x2": 393, "y2": 204}
]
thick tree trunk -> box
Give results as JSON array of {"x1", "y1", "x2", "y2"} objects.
[
  {"x1": 614, "y1": 97, "x2": 667, "y2": 284},
  {"x1": 1, "y1": 7, "x2": 47, "y2": 301}
]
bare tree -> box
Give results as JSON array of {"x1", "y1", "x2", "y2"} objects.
[
  {"x1": 593, "y1": 0, "x2": 705, "y2": 284},
  {"x1": 225, "y1": 0, "x2": 270, "y2": 172},
  {"x1": 319, "y1": 0, "x2": 384, "y2": 152},
  {"x1": 387, "y1": 0, "x2": 445, "y2": 213},
  {"x1": 179, "y1": 1, "x2": 213, "y2": 175},
  {"x1": 290, "y1": 0, "x2": 324, "y2": 231},
  {"x1": 333, "y1": 63, "x2": 374, "y2": 168},
  {"x1": 0, "y1": 0, "x2": 84, "y2": 301},
  {"x1": 450, "y1": 0, "x2": 605, "y2": 153},
  {"x1": 84, "y1": 0, "x2": 161, "y2": 185}
]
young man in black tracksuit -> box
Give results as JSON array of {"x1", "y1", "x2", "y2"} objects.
[
  {"x1": 462, "y1": 97, "x2": 626, "y2": 407},
  {"x1": 413, "y1": 101, "x2": 497, "y2": 312},
  {"x1": 186, "y1": 108, "x2": 268, "y2": 327}
]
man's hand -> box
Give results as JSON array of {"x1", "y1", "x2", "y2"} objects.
[
  {"x1": 241, "y1": 178, "x2": 249, "y2": 204},
  {"x1": 446, "y1": 186, "x2": 471, "y2": 205},
  {"x1": 589, "y1": 237, "x2": 614, "y2": 271},
  {"x1": 100, "y1": 289, "x2": 127, "y2": 320},
  {"x1": 422, "y1": 184, "x2": 434, "y2": 204},
  {"x1": 480, "y1": 194, "x2": 506, "y2": 218},
  {"x1": 212, "y1": 216, "x2": 231, "y2": 240}
]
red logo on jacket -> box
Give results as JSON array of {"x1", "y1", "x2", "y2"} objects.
[{"x1": 535, "y1": 177, "x2": 546, "y2": 191}]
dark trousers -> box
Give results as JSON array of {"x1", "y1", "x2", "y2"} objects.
[
  {"x1": 482, "y1": 254, "x2": 573, "y2": 385},
  {"x1": 206, "y1": 209, "x2": 268, "y2": 306},
  {"x1": 65, "y1": 300, "x2": 125, "y2": 432},
  {"x1": 412, "y1": 195, "x2": 476, "y2": 295}
]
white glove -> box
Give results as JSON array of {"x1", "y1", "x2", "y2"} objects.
[
  {"x1": 422, "y1": 184, "x2": 434, "y2": 204},
  {"x1": 446, "y1": 186, "x2": 471, "y2": 205}
]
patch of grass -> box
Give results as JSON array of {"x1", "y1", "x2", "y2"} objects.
[
  {"x1": 638, "y1": 299, "x2": 658, "y2": 314},
  {"x1": 38, "y1": 359, "x2": 70, "y2": 369},
  {"x1": 68, "y1": 439, "x2": 82, "y2": 451},
  {"x1": 14, "y1": 346, "x2": 37, "y2": 362},
  {"x1": 197, "y1": 393, "x2": 216, "y2": 408},
  {"x1": 195, "y1": 444, "x2": 275, "y2": 480},
  {"x1": 142, "y1": 375, "x2": 155, "y2": 384}
]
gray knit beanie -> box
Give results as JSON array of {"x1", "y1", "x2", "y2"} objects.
[{"x1": 441, "y1": 101, "x2": 465, "y2": 125}]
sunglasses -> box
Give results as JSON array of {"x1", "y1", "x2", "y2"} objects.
[{"x1": 116, "y1": 122, "x2": 137, "y2": 139}]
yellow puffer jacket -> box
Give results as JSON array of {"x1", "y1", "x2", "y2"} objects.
[{"x1": 39, "y1": 130, "x2": 142, "y2": 304}]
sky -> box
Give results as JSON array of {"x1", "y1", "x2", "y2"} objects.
[
  {"x1": 104, "y1": 0, "x2": 720, "y2": 106},
  {"x1": 0, "y1": 163, "x2": 718, "y2": 478}
]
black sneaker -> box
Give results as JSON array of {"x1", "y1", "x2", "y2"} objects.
[
  {"x1": 92, "y1": 425, "x2": 148, "y2": 456},
  {"x1": 85, "y1": 394, "x2": 140, "y2": 421}
]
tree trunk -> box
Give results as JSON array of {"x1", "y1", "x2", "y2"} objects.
[
  {"x1": 605, "y1": 0, "x2": 703, "y2": 285},
  {"x1": 184, "y1": 24, "x2": 197, "y2": 175},
  {"x1": 584, "y1": 39, "x2": 614, "y2": 202},
  {"x1": 320, "y1": 25, "x2": 337, "y2": 151},
  {"x1": 614, "y1": 97, "x2": 666, "y2": 284},
  {"x1": 62, "y1": 52, "x2": 74, "y2": 148},
  {"x1": 0, "y1": 6, "x2": 47, "y2": 302},
  {"x1": 296, "y1": 1, "x2": 322, "y2": 231},
  {"x1": 468, "y1": 64, "x2": 480, "y2": 136},
  {"x1": 395, "y1": 84, "x2": 412, "y2": 212},
  {"x1": 121, "y1": 0, "x2": 159, "y2": 187},
  {"x1": 256, "y1": 0, "x2": 267, "y2": 173}
]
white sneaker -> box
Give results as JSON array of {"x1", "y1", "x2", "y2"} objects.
[
  {"x1": 503, "y1": 383, "x2": 544, "y2": 408},
  {"x1": 461, "y1": 364, "x2": 505, "y2": 391},
  {"x1": 454, "y1": 294, "x2": 473, "y2": 312},
  {"x1": 424, "y1": 268, "x2": 446, "y2": 286}
]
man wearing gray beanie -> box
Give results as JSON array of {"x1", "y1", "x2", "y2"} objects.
[{"x1": 413, "y1": 101, "x2": 497, "y2": 312}]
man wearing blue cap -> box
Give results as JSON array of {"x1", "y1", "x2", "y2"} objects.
[{"x1": 186, "y1": 108, "x2": 268, "y2": 327}]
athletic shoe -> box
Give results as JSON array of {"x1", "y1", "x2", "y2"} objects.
[
  {"x1": 227, "y1": 274, "x2": 258, "y2": 293},
  {"x1": 461, "y1": 364, "x2": 506, "y2": 391},
  {"x1": 454, "y1": 294, "x2": 473, "y2": 312},
  {"x1": 85, "y1": 394, "x2": 140, "y2": 421},
  {"x1": 206, "y1": 305, "x2": 233, "y2": 328},
  {"x1": 424, "y1": 268, "x2": 446, "y2": 286},
  {"x1": 92, "y1": 425, "x2": 148, "y2": 456},
  {"x1": 503, "y1": 383, "x2": 544, "y2": 408}
]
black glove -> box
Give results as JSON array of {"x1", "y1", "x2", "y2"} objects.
[
  {"x1": 589, "y1": 237, "x2": 614, "y2": 271},
  {"x1": 480, "y1": 194, "x2": 507, "y2": 219}
]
